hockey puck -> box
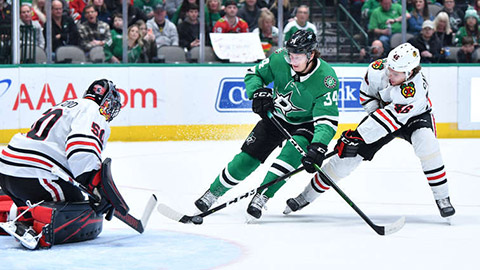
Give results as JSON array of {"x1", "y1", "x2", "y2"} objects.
[{"x1": 191, "y1": 216, "x2": 203, "y2": 225}]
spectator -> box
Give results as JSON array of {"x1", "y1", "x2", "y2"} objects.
[
  {"x1": 111, "y1": 0, "x2": 149, "y2": 26},
  {"x1": 475, "y1": 0, "x2": 480, "y2": 15},
  {"x1": 178, "y1": 3, "x2": 200, "y2": 50},
  {"x1": 147, "y1": 3, "x2": 179, "y2": 47},
  {"x1": 78, "y1": 4, "x2": 112, "y2": 53},
  {"x1": 134, "y1": 0, "x2": 162, "y2": 19},
  {"x1": 256, "y1": 0, "x2": 274, "y2": 9},
  {"x1": 455, "y1": 7, "x2": 480, "y2": 46},
  {"x1": 434, "y1": 11, "x2": 454, "y2": 47},
  {"x1": 166, "y1": 0, "x2": 183, "y2": 19},
  {"x1": 44, "y1": 0, "x2": 80, "y2": 53},
  {"x1": 171, "y1": 0, "x2": 198, "y2": 25},
  {"x1": 136, "y1": 19, "x2": 158, "y2": 62},
  {"x1": 213, "y1": 0, "x2": 249, "y2": 33},
  {"x1": 358, "y1": 39, "x2": 387, "y2": 63},
  {"x1": 32, "y1": 0, "x2": 47, "y2": 26},
  {"x1": 125, "y1": 24, "x2": 144, "y2": 62},
  {"x1": 283, "y1": 5, "x2": 317, "y2": 43},
  {"x1": 205, "y1": 0, "x2": 222, "y2": 32},
  {"x1": 0, "y1": 0, "x2": 11, "y2": 26},
  {"x1": 440, "y1": 0, "x2": 464, "y2": 33},
  {"x1": 408, "y1": 0, "x2": 434, "y2": 35},
  {"x1": 369, "y1": 0, "x2": 409, "y2": 51},
  {"x1": 457, "y1": 36, "x2": 477, "y2": 62},
  {"x1": 408, "y1": 20, "x2": 442, "y2": 63},
  {"x1": 252, "y1": 9, "x2": 278, "y2": 55},
  {"x1": 361, "y1": 0, "x2": 381, "y2": 24},
  {"x1": 350, "y1": 0, "x2": 365, "y2": 25},
  {"x1": 20, "y1": 3, "x2": 45, "y2": 50},
  {"x1": 104, "y1": 12, "x2": 123, "y2": 63},
  {"x1": 237, "y1": 0, "x2": 261, "y2": 31},
  {"x1": 269, "y1": 0, "x2": 294, "y2": 28},
  {"x1": 85, "y1": 0, "x2": 112, "y2": 26},
  {"x1": 69, "y1": 0, "x2": 89, "y2": 23}
]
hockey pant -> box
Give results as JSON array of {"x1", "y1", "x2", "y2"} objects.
[
  {"x1": 209, "y1": 118, "x2": 313, "y2": 198},
  {"x1": 0, "y1": 194, "x2": 103, "y2": 248},
  {"x1": 300, "y1": 127, "x2": 450, "y2": 203}
]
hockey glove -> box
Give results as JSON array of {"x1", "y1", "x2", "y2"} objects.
[
  {"x1": 252, "y1": 88, "x2": 274, "y2": 119},
  {"x1": 77, "y1": 170, "x2": 114, "y2": 217},
  {"x1": 302, "y1": 143, "x2": 328, "y2": 173},
  {"x1": 335, "y1": 129, "x2": 364, "y2": 158}
]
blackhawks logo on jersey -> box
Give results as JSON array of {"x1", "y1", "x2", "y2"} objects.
[
  {"x1": 400, "y1": 82, "x2": 416, "y2": 98},
  {"x1": 371, "y1": 59, "x2": 385, "y2": 70},
  {"x1": 324, "y1": 76, "x2": 337, "y2": 89}
]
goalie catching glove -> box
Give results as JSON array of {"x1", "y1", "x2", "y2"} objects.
[
  {"x1": 335, "y1": 129, "x2": 365, "y2": 158},
  {"x1": 301, "y1": 143, "x2": 328, "y2": 173},
  {"x1": 77, "y1": 158, "x2": 129, "y2": 219},
  {"x1": 252, "y1": 88, "x2": 274, "y2": 119}
]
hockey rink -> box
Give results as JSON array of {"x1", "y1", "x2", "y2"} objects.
[{"x1": 1, "y1": 138, "x2": 480, "y2": 270}]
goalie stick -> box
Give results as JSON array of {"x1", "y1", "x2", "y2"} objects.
[
  {"x1": 51, "y1": 166, "x2": 157, "y2": 234},
  {"x1": 267, "y1": 112, "x2": 405, "y2": 236},
  {"x1": 157, "y1": 152, "x2": 337, "y2": 224}
]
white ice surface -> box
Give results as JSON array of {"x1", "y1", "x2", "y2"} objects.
[{"x1": 1, "y1": 139, "x2": 480, "y2": 270}]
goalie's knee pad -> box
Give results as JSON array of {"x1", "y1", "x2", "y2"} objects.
[{"x1": 31, "y1": 201, "x2": 103, "y2": 248}]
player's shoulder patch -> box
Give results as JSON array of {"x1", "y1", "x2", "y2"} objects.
[
  {"x1": 371, "y1": 59, "x2": 385, "y2": 70},
  {"x1": 400, "y1": 82, "x2": 416, "y2": 98},
  {"x1": 324, "y1": 75, "x2": 337, "y2": 89},
  {"x1": 274, "y1": 47, "x2": 285, "y2": 54}
]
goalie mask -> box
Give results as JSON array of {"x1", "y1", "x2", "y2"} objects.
[{"x1": 84, "y1": 79, "x2": 122, "y2": 122}]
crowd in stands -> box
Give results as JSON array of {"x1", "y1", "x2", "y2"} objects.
[
  {"x1": 2, "y1": 0, "x2": 480, "y2": 63},
  {"x1": 358, "y1": 0, "x2": 480, "y2": 63}
]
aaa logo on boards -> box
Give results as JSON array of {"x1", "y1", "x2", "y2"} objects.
[{"x1": 215, "y1": 77, "x2": 363, "y2": 112}]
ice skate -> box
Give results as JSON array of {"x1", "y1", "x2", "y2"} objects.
[
  {"x1": 283, "y1": 194, "x2": 310, "y2": 215},
  {"x1": 0, "y1": 221, "x2": 42, "y2": 250},
  {"x1": 436, "y1": 197, "x2": 455, "y2": 218},
  {"x1": 194, "y1": 190, "x2": 218, "y2": 212},
  {"x1": 246, "y1": 193, "x2": 269, "y2": 219}
]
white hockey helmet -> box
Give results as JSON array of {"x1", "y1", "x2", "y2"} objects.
[{"x1": 387, "y1": 43, "x2": 420, "y2": 78}]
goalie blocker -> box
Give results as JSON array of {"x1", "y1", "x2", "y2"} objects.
[{"x1": 0, "y1": 158, "x2": 129, "y2": 249}]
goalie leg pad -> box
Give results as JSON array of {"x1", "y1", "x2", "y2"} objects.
[
  {"x1": 31, "y1": 202, "x2": 103, "y2": 248},
  {"x1": 100, "y1": 158, "x2": 129, "y2": 216}
]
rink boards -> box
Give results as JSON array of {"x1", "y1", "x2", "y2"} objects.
[{"x1": 0, "y1": 64, "x2": 479, "y2": 143}]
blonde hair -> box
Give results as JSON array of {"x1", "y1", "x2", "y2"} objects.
[
  {"x1": 128, "y1": 24, "x2": 143, "y2": 47},
  {"x1": 258, "y1": 9, "x2": 276, "y2": 29},
  {"x1": 206, "y1": 0, "x2": 221, "y2": 13},
  {"x1": 434, "y1": 11, "x2": 452, "y2": 35}
]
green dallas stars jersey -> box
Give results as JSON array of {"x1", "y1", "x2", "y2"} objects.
[{"x1": 245, "y1": 48, "x2": 339, "y2": 145}]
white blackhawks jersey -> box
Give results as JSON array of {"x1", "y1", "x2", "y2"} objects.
[
  {"x1": 0, "y1": 99, "x2": 110, "y2": 181},
  {"x1": 357, "y1": 59, "x2": 432, "y2": 144}
]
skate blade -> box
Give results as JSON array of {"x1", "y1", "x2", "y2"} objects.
[{"x1": 283, "y1": 206, "x2": 292, "y2": 215}]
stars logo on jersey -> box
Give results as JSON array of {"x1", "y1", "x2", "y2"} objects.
[
  {"x1": 274, "y1": 91, "x2": 303, "y2": 115},
  {"x1": 324, "y1": 76, "x2": 337, "y2": 89},
  {"x1": 371, "y1": 59, "x2": 385, "y2": 70},
  {"x1": 400, "y1": 82, "x2": 416, "y2": 98},
  {"x1": 246, "y1": 131, "x2": 256, "y2": 145}
]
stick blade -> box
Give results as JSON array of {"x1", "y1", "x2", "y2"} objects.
[
  {"x1": 140, "y1": 194, "x2": 157, "y2": 230},
  {"x1": 382, "y1": 216, "x2": 406, "y2": 235},
  {"x1": 157, "y1": 203, "x2": 190, "y2": 223}
]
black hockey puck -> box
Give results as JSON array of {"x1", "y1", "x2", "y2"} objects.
[{"x1": 191, "y1": 216, "x2": 203, "y2": 225}]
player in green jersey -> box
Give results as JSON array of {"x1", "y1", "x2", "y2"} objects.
[{"x1": 194, "y1": 30, "x2": 340, "y2": 220}]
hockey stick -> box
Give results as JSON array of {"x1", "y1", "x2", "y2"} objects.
[
  {"x1": 267, "y1": 112, "x2": 405, "y2": 236},
  {"x1": 51, "y1": 167, "x2": 157, "y2": 234},
  {"x1": 158, "y1": 149, "x2": 337, "y2": 225}
]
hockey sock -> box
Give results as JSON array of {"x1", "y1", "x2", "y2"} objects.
[
  {"x1": 263, "y1": 135, "x2": 308, "y2": 198},
  {"x1": 209, "y1": 152, "x2": 261, "y2": 196}
]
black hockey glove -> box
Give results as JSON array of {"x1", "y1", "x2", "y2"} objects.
[
  {"x1": 302, "y1": 143, "x2": 328, "y2": 173},
  {"x1": 252, "y1": 88, "x2": 274, "y2": 119},
  {"x1": 335, "y1": 129, "x2": 365, "y2": 158}
]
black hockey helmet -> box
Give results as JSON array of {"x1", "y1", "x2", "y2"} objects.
[
  {"x1": 285, "y1": 30, "x2": 317, "y2": 55},
  {"x1": 84, "y1": 79, "x2": 122, "y2": 122}
]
